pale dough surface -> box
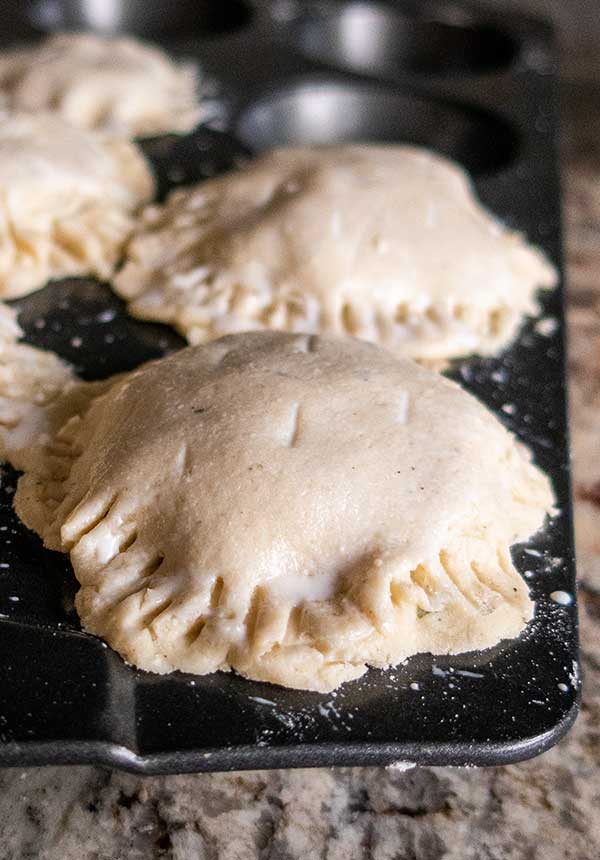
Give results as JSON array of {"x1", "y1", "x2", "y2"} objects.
[
  {"x1": 0, "y1": 113, "x2": 154, "y2": 299},
  {"x1": 0, "y1": 33, "x2": 201, "y2": 138},
  {"x1": 0, "y1": 302, "x2": 20, "y2": 346},
  {"x1": 13, "y1": 332, "x2": 554, "y2": 691},
  {"x1": 0, "y1": 303, "x2": 78, "y2": 470},
  {"x1": 114, "y1": 145, "x2": 558, "y2": 363}
]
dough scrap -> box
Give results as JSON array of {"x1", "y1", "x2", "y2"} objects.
[
  {"x1": 0, "y1": 33, "x2": 201, "y2": 138},
  {"x1": 0, "y1": 112, "x2": 154, "y2": 299},
  {"x1": 114, "y1": 145, "x2": 558, "y2": 364},
  {"x1": 14, "y1": 332, "x2": 554, "y2": 691}
]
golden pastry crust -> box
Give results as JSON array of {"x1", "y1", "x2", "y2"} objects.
[
  {"x1": 13, "y1": 332, "x2": 554, "y2": 691},
  {"x1": 0, "y1": 113, "x2": 154, "y2": 299},
  {"x1": 114, "y1": 145, "x2": 557, "y2": 364},
  {"x1": 0, "y1": 33, "x2": 201, "y2": 138}
]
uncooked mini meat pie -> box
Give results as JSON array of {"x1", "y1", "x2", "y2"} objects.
[
  {"x1": 0, "y1": 33, "x2": 202, "y2": 138},
  {"x1": 0, "y1": 113, "x2": 154, "y2": 299},
  {"x1": 10, "y1": 332, "x2": 553, "y2": 691},
  {"x1": 0, "y1": 303, "x2": 76, "y2": 469},
  {"x1": 114, "y1": 145, "x2": 557, "y2": 364}
]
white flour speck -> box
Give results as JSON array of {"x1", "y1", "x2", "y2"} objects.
[
  {"x1": 550, "y1": 590, "x2": 572, "y2": 606},
  {"x1": 535, "y1": 317, "x2": 558, "y2": 337},
  {"x1": 569, "y1": 661, "x2": 579, "y2": 687},
  {"x1": 386, "y1": 760, "x2": 416, "y2": 771},
  {"x1": 432, "y1": 665, "x2": 449, "y2": 677},
  {"x1": 491, "y1": 368, "x2": 507, "y2": 384},
  {"x1": 318, "y1": 701, "x2": 342, "y2": 720}
]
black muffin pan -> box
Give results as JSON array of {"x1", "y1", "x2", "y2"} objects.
[{"x1": 0, "y1": 0, "x2": 578, "y2": 773}]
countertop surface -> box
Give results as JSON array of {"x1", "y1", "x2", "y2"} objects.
[{"x1": 1, "y1": 4, "x2": 600, "y2": 859}]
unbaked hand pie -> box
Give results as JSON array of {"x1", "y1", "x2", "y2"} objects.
[
  {"x1": 0, "y1": 302, "x2": 20, "y2": 346},
  {"x1": 13, "y1": 332, "x2": 553, "y2": 691},
  {"x1": 0, "y1": 113, "x2": 154, "y2": 299},
  {"x1": 114, "y1": 145, "x2": 557, "y2": 364},
  {"x1": 0, "y1": 33, "x2": 201, "y2": 138},
  {"x1": 0, "y1": 303, "x2": 76, "y2": 470}
]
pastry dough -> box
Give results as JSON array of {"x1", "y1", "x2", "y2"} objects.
[
  {"x1": 0, "y1": 302, "x2": 21, "y2": 346},
  {"x1": 0, "y1": 113, "x2": 154, "y2": 299},
  {"x1": 114, "y1": 145, "x2": 557, "y2": 364},
  {"x1": 14, "y1": 332, "x2": 554, "y2": 691},
  {"x1": 0, "y1": 303, "x2": 77, "y2": 470},
  {"x1": 0, "y1": 33, "x2": 201, "y2": 138}
]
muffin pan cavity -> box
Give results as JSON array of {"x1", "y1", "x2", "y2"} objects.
[
  {"x1": 273, "y1": 1, "x2": 518, "y2": 78},
  {"x1": 28, "y1": 0, "x2": 253, "y2": 38},
  {"x1": 236, "y1": 79, "x2": 517, "y2": 175}
]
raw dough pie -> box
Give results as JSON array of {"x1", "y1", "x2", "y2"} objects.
[
  {"x1": 0, "y1": 302, "x2": 20, "y2": 346},
  {"x1": 13, "y1": 332, "x2": 554, "y2": 691},
  {"x1": 0, "y1": 33, "x2": 201, "y2": 138},
  {"x1": 0, "y1": 113, "x2": 154, "y2": 299},
  {"x1": 114, "y1": 145, "x2": 557, "y2": 364},
  {"x1": 0, "y1": 303, "x2": 76, "y2": 470}
]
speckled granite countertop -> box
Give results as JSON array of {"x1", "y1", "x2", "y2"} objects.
[{"x1": 2, "y1": 8, "x2": 600, "y2": 860}]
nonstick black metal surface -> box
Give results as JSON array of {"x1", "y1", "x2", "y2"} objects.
[{"x1": 0, "y1": 0, "x2": 578, "y2": 773}]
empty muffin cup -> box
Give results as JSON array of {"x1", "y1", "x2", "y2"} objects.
[
  {"x1": 275, "y1": 1, "x2": 517, "y2": 77},
  {"x1": 236, "y1": 80, "x2": 517, "y2": 176},
  {"x1": 29, "y1": 0, "x2": 253, "y2": 37}
]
